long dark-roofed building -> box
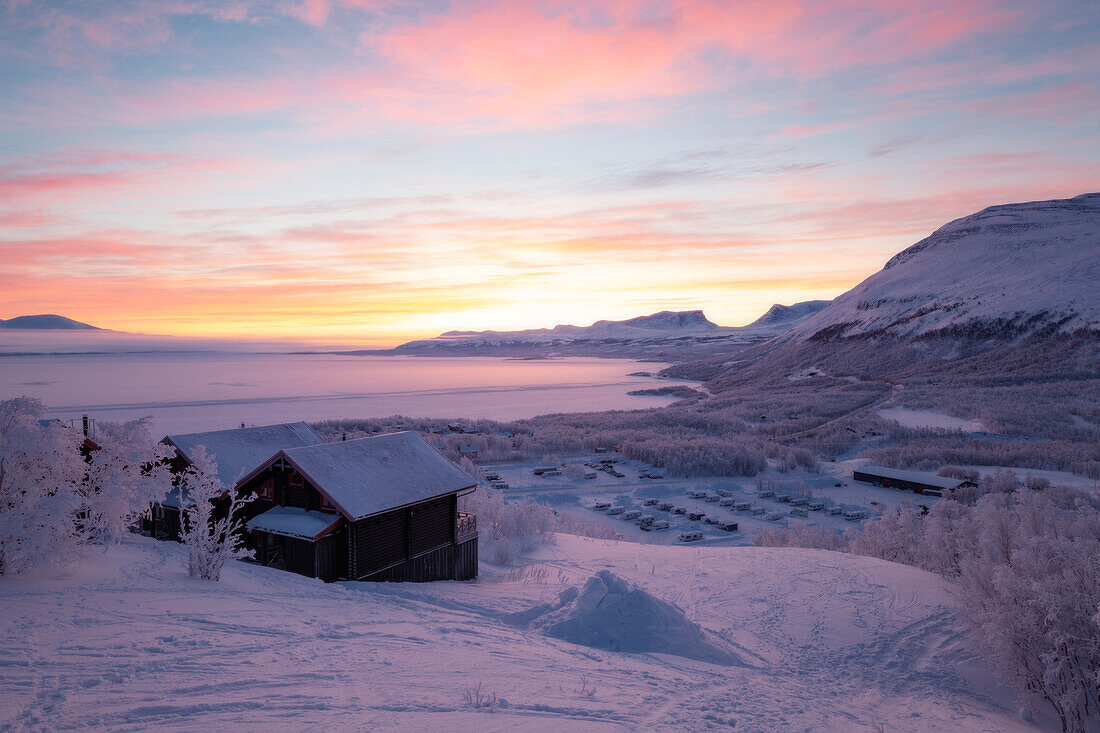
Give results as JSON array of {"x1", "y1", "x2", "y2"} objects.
[
  {"x1": 237, "y1": 431, "x2": 478, "y2": 583},
  {"x1": 852, "y1": 465, "x2": 976, "y2": 496},
  {"x1": 148, "y1": 421, "x2": 326, "y2": 540}
]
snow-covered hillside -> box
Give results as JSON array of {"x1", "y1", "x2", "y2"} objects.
[
  {"x1": 786, "y1": 193, "x2": 1100, "y2": 342},
  {"x1": 0, "y1": 535, "x2": 1035, "y2": 732}
]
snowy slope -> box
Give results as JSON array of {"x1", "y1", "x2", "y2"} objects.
[
  {"x1": 786, "y1": 193, "x2": 1100, "y2": 342},
  {"x1": 0, "y1": 535, "x2": 1036, "y2": 732}
]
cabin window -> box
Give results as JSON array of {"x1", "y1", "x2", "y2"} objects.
[
  {"x1": 319, "y1": 494, "x2": 336, "y2": 511},
  {"x1": 258, "y1": 478, "x2": 274, "y2": 502},
  {"x1": 290, "y1": 473, "x2": 304, "y2": 488}
]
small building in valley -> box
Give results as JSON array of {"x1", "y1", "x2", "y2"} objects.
[
  {"x1": 237, "y1": 431, "x2": 478, "y2": 583},
  {"x1": 852, "y1": 465, "x2": 975, "y2": 496},
  {"x1": 149, "y1": 421, "x2": 325, "y2": 540}
]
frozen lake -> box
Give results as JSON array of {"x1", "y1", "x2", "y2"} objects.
[{"x1": 0, "y1": 353, "x2": 691, "y2": 434}]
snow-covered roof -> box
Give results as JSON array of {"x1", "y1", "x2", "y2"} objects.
[
  {"x1": 164, "y1": 422, "x2": 325, "y2": 488},
  {"x1": 854, "y1": 465, "x2": 970, "y2": 490},
  {"x1": 246, "y1": 506, "x2": 344, "y2": 541},
  {"x1": 160, "y1": 487, "x2": 192, "y2": 509},
  {"x1": 274, "y1": 431, "x2": 476, "y2": 521}
]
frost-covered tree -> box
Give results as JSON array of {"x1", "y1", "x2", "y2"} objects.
[
  {"x1": 0, "y1": 398, "x2": 85, "y2": 574},
  {"x1": 80, "y1": 417, "x2": 172, "y2": 544},
  {"x1": 176, "y1": 446, "x2": 254, "y2": 581}
]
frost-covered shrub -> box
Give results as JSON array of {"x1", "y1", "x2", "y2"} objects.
[
  {"x1": 938, "y1": 465, "x2": 980, "y2": 483},
  {"x1": 755, "y1": 487, "x2": 1100, "y2": 729},
  {"x1": 0, "y1": 399, "x2": 171, "y2": 575},
  {"x1": 0, "y1": 398, "x2": 86, "y2": 574},
  {"x1": 176, "y1": 447, "x2": 254, "y2": 581}
]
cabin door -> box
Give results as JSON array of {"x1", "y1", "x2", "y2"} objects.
[{"x1": 259, "y1": 532, "x2": 286, "y2": 569}]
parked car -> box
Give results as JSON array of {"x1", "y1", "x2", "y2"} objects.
[
  {"x1": 679, "y1": 530, "x2": 704, "y2": 542},
  {"x1": 790, "y1": 507, "x2": 808, "y2": 517},
  {"x1": 826, "y1": 506, "x2": 844, "y2": 515},
  {"x1": 757, "y1": 488, "x2": 775, "y2": 498},
  {"x1": 637, "y1": 514, "x2": 655, "y2": 526},
  {"x1": 748, "y1": 505, "x2": 766, "y2": 515},
  {"x1": 703, "y1": 515, "x2": 720, "y2": 525},
  {"x1": 789, "y1": 496, "x2": 809, "y2": 506},
  {"x1": 719, "y1": 498, "x2": 736, "y2": 507},
  {"x1": 704, "y1": 493, "x2": 721, "y2": 503},
  {"x1": 844, "y1": 509, "x2": 867, "y2": 521},
  {"x1": 672, "y1": 506, "x2": 687, "y2": 515},
  {"x1": 592, "y1": 500, "x2": 611, "y2": 511},
  {"x1": 688, "y1": 489, "x2": 708, "y2": 499},
  {"x1": 651, "y1": 519, "x2": 670, "y2": 530},
  {"x1": 621, "y1": 510, "x2": 641, "y2": 521},
  {"x1": 687, "y1": 511, "x2": 706, "y2": 521},
  {"x1": 642, "y1": 498, "x2": 660, "y2": 506},
  {"x1": 715, "y1": 489, "x2": 733, "y2": 497},
  {"x1": 717, "y1": 521, "x2": 739, "y2": 532},
  {"x1": 807, "y1": 501, "x2": 826, "y2": 511},
  {"x1": 606, "y1": 506, "x2": 625, "y2": 515},
  {"x1": 775, "y1": 494, "x2": 792, "y2": 503},
  {"x1": 733, "y1": 501, "x2": 751, "y2": 511},
  {"x1": 657, "y1": 502, "x2": 674, "y2": 512},
  {"x1": 764, "y1": 511, "x2": 785, "y2": 521}
]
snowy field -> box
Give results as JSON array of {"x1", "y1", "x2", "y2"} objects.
[
  {"x1": 876, "y1": 407, "x2": 984, "y2": 433},
  {"x1": 0, "y1": 354, "x2": 693, "y2": 434},
  {"x1": 0, "y1": 534, "x2": 1034, "y2": 732},
  {"x1": 487, "y1": 455, "x2": 942, "y2": 546}
]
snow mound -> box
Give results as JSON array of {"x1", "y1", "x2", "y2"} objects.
[{"x1": 507, "y1": 570, "x2": 746, "y2": 666}]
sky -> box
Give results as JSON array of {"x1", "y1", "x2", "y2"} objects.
[{"x1": 1, "y1": 0, "x2": 1098, "y2": 346}]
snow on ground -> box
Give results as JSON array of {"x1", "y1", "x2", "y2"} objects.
[
  {"x1": 1, "y1": 535, "x2": 1034, "y2": 732},
  {"x1": 876, "y1": 407, "x2": 984, "y2": 433}
]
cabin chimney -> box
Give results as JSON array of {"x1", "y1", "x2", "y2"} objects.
[{"x1": 82, "y1": 414, "x2": 89, "y2": 436}]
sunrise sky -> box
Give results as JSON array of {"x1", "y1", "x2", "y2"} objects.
[{"x1": 1, "y1": 0, "x2": 1098, "y2": 345}]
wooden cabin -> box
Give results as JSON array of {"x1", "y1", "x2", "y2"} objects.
[
  {"x1": 236, "y1": 431, "x2": 478, "y2": 583},
  {"x1": 147, "y1": 421, "x2": 325, "y2": 540},
  {"x1": 852, "y1": 465, "x2": 976, "y2": 496}
]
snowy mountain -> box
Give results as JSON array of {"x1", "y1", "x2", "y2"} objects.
[
  {"x1": 786, "y1": 193, "x2": 1100, "y2": 343},
  {"x1": 381, "y1": 304, "x2": 828, "y2": 358},
  {"x1": 438, "y1": 310, "x2": 725, "y2": 344},
  {"x1": 0, "y1": 314, "x2": 99, "y2": 330},
  {"x1": 746, "y1": 300, "x2": 829, "y2": 329}
]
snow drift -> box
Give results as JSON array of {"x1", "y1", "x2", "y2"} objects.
[{"x1": 506, "y1": 570, "x2": 748, "y2": 666}]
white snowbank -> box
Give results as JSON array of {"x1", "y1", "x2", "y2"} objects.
[{"x1": 508, "y1": 570, "x2": 747, "y2": 666}]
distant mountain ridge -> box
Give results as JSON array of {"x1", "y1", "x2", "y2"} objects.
[
  {"x1": 0, "y1": 314, "x2": 99, "y2": 330},
  {"x1": 376, "y1": 302, "x2": 830, "y2": 358}
]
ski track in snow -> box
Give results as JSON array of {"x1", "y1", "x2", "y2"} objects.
[{"x1": 0, "y1": 536, "x2": 1036, "y2": 732}]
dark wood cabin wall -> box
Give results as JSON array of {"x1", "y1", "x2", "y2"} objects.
[
  {"x1": 284, "y1": 473, "x2": 310, "y2": 509},
  {"x1": 361, "y1": 535, "x2": 478, "y2": 582},
  {"x1": 283, "y1": 536, "x2": 315, "y2": 577},
  {"x1": 350, "y1": 509, "x2": 408, "y2": 579},
  {"x1": 314, "y1": 531, "x2": 347, "y2": 582},
  {"x1": 409, "y1": 495, "x2": 455, "y2": 556},
  {"x1": 453, "y1": 536, "x2": 478, "y2": 581}
]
